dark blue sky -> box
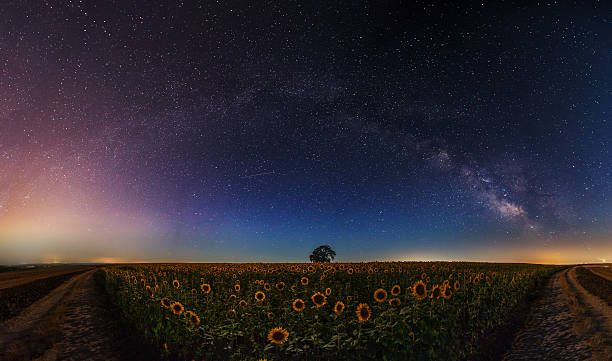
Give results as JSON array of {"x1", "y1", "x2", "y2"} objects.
[{"x1": 0, "y1": 0, "x2": 610, "y2": 264}]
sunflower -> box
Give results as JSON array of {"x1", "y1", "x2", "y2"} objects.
[
  {"x1": 311, "y1": 292, "x2": 327, "y2": 307},
  {"x1": 200, "y1": 283, "x2": 211, "y2": 293},
  {"x1": 189, "y1": 313, "x2": 200, "y2": 326},
  {"x1": 255, "y1": 291, "x2": 266, "y2": 302},
  {"x1": 267, "y1": 311, "x2": 274, "y2": 319},
  {"x1": 228, "y1": 309, "x2": 237, "y2": 318},
  {"x1": 172, "y1": 279, "x2": 180, "y2": 289},
  {"x1": 430, "y1": 285, "x2": 441, "y2": 299},
  {"x1": 442, "y1": 285, "x2": 452, "y2": 299},
  {"x1": 347, "y1": 268, "x2": 354, "y2": 275},
  {"x1": 264, "y1": 283, "x2": 271, "y2": 291},
  {"x1": 171, "y1": 301, "x2": 184, "y2": 315},
  {"x1": 229, "y1": 294, "x2": 236, "y2": 300},
  {"x1": 373, "y1": 288, "x2": 388, "y2": 303},
  {"x1": 356, "y1": 303, "x2": 371, "y2": 322},
  {"x1": 239, "y1": 299, "x2": 247, "y2": 307},
  {"x1": 184, "y1": 310, "x2": 194, "y2": 318},
  {"x1": 391, "y1": 285, "x2": 401, "y2": 296},
  {"x1": 325, "y1": 287, "x2": 332, "y2": 296},
  {"x1": 413, "y1": 280, "x2": 427, "y2": 300},
  {"x1": 389, "y1": 298, "x2": 401, "y2": 307},
  {"x1": 161, "y1": 297, "x2": 171, "y2": 308},
  {"x1": 334, "y1": 301, "x2": 345, "y2": 314},
  {"x1": 292, "y1": 298, "x2": 306, "y2": 311},
  {"x1": 346, "y1": 295, "x2": 352, "y2": 302},
  {"x1": 234, "y1": 284, "x2": 241, "y2": 292},
  {"x1": 454, "y1": 280, "x2": 461, "y2": 291},
  {"x1": 300, "y1": 277, "x2": 309, "y2": 286},
  {"x1": 267, "y1": 327, "x2": 289, "y2": 344},
  {"x1": 191, "y1": 288, "x2": 197, "y2": 295},
  {"x1": 276, "y1": 282, "x2": 285, "y2": 290}
]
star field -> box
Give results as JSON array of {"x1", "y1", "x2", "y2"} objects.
[{"x1": 0, "y1": 0, "x2": 610, "y2": 264}]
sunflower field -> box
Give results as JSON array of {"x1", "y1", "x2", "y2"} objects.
[{"x1": 95, "y1": 262, "x2": 559, "y2": 360}]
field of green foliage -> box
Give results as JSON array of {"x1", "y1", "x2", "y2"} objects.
[{"x1": 95, "y1": 262, "x2": 560, "y2": 360}]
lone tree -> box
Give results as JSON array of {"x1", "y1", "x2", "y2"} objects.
[{"x1": 309, "y1": 245, "x2": 336, "y2": 263}]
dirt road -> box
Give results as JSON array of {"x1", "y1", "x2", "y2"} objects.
[
  {"x1": 504, "y1": 267, "x2": 612, "y2": 361},
  {"x1": 0, "y1": 270, "x2": 129, "y2": 361}
]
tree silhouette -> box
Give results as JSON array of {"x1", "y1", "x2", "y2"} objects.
[{"x1": 309, "y1": 245, "x2": 336, "y2": 263}]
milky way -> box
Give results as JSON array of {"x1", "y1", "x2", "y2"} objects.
[{"x1": 0, "y1": 1, "x2": 610, "y2": 264}]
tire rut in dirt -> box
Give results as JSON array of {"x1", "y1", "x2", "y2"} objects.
[{"x1": 503, "y1": 270, "x2": 592, "y2": 361}]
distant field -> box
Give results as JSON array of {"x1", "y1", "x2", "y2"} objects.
[
  {"x1": 586, "y1": 265, "x2": 612, "y2": 283},
  {"x1": 0, "y1": 265, "x2": 92, "y2": 290},
  {"x1": 97, "y1": 262, "x2": 560, "y2": 361}
]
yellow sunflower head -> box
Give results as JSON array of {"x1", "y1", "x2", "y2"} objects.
[
  {"x1": 334, "y1": 301, "x2": 345, "y2": 314},
  {"x1": 267, "y1": 311, "x2": 274, "y2": 319},
  {"x1": 356, "y1": 303, "x2": 371, "y2": 322},
  {"x1": 200, "y1": 283, "x2": 211, "y2": 294},
  {"x1": 239, "y1": 299, "x2": 247, "y2": 307},
  {"x1": 373, "y1": 288, "x2": 388, "y2": 303},
  {"x1": 172, "y1": 279, "x2": 180, "y2": 289},
  {"x1": 391, "y1": 284, "x2": 401, "y2": 296},
  {"x1": 325, "y1": 287, "x2": 332, "y2": 296},
  {"x1": 431, "y1": 285, "x2": 441, "y2": 299},
  {"x1": 189, "y1": 313, "x2": 200, "y2": 326},
  {"x1": 264, "y1": 283, "x2": 271, "y2": 291},
  {"x1": 170, "y1": 301, "x2": 184, "y2": 315},
  {"x1": 454, "y1": 280, "x2": 461, "y2": 291},
  {"x1": 276, "y1": 282, "x2": 285, "y2": 290},
  {"x1": 389, "y1": 298, "x2": 401, "y2": 307},
  {"x1": 413, "y1": 280, "x2": 427, "y2": 300},
  {"x1": 292, "y1": 298, "x2": 306, "y2": 311},
  {"x1": 442, "y1": 285, "x2": 452, "y2": 299},
  {"x1": 267, "y1": 327, "x2": 289, "y2": 344},
  {"x1": 161, "y1": 297, "x2": 171, "y2": 308},
  {"x1": 255, "y1": 291, "x2": 266, "y2": 302},
  {"x1": 300, "y1": 277, "x2": 309, "y2": 286},
  {"x1": 234, "y1": 284, "x2": 241, "y2": 292},
  {"x1": 311, "y1": 292, "x2": 327, "y2": 307}
]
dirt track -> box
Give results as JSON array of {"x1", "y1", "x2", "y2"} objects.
[
  {"x1": 504, "y1": 267, "x2": 612, "y2": 361},
  {"x1": 0, "y1": 270, "x2": 126, "y2": 361}
]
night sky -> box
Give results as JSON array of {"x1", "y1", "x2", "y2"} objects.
[{"x1": 1, "y1": 1, "x2": 610, "y2": 264}]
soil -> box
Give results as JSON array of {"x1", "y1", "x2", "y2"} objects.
[
  {"x1": 503, "y1": 267, "x2": 612, "y2": 361},
  {"x1": 0, "y1": 270, "x2": 154, "y2": 361}
]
